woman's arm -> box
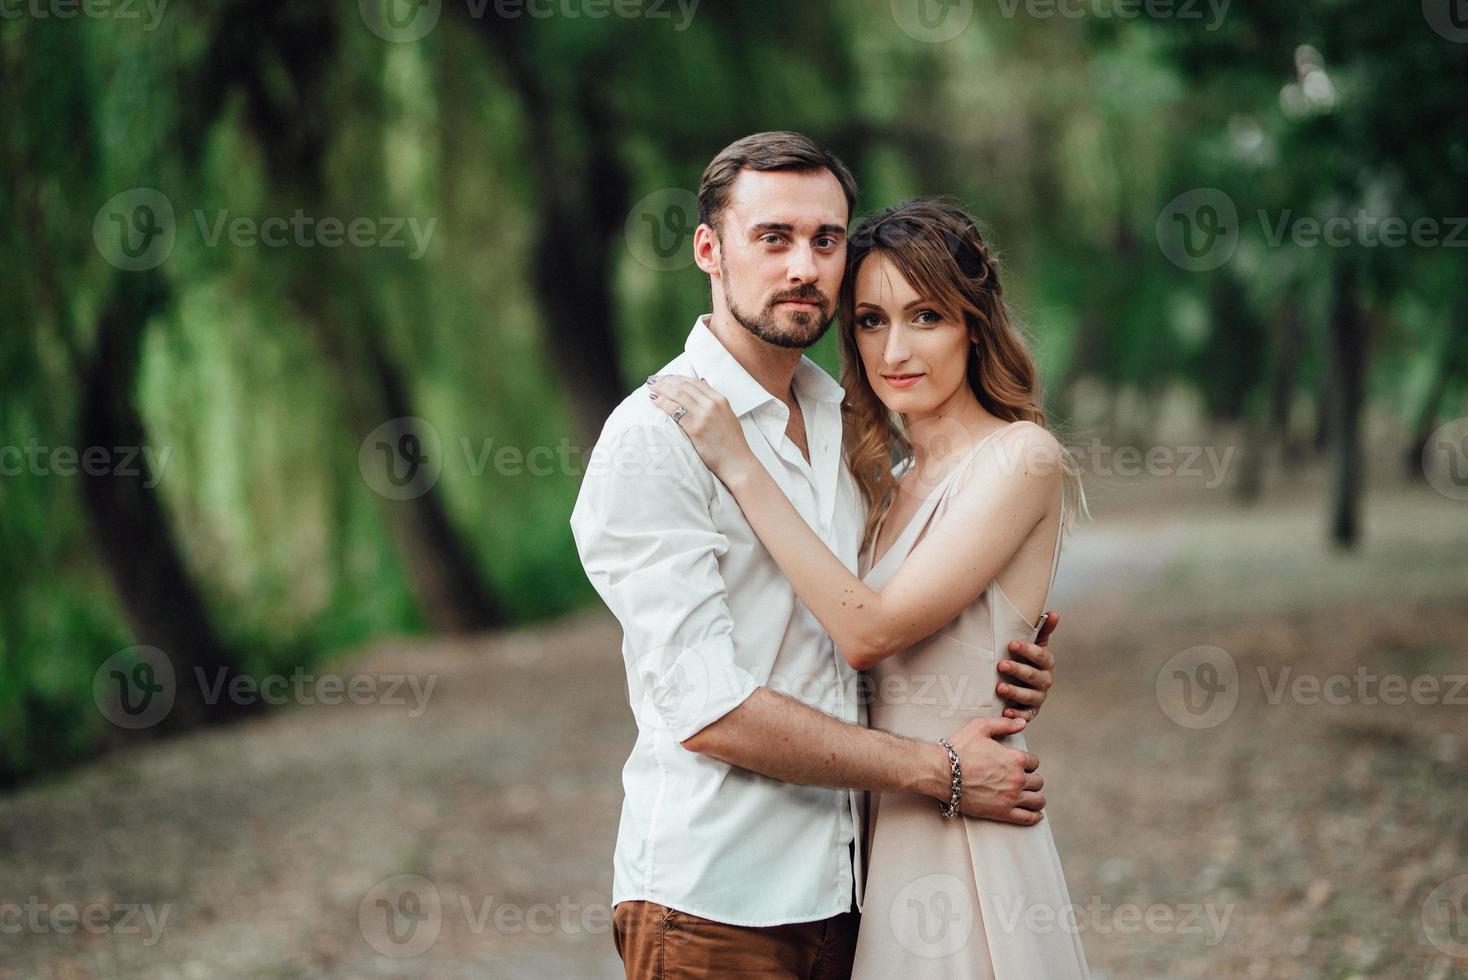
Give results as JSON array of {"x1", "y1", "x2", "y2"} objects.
[
  {"x1": 720, "y1": 422, "x2": 1060, "y2": 669},
  {"x1": 644, "y1": 374, "x2": 1062, "y2": 672}
]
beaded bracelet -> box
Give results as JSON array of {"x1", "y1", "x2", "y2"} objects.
[{"x1": 936, "y1": 737, "x2": 962, "y2": 819}]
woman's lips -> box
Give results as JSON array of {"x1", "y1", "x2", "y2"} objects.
[{"x1": 881, "y1": 374, "x2": 924, "y2": 389}]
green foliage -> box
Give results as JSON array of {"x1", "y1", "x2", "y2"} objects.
[{"x1": 1, "y1": 0, "x2": 1462, "y2": 781}]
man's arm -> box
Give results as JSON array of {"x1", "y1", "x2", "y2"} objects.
[{"x1": 682, "y1": 688, "x2": 1047, "y2": 825}]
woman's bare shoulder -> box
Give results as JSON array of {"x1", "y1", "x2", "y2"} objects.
[{"x1": 952, "y1": 421, "x2": 1062, "y2": 498}]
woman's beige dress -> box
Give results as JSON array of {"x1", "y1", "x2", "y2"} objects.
[{"x1": 850, "y1": 428, "x2": 1091, "y2": 979}]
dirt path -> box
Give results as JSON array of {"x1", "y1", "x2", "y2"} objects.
[{"x1": 3, "y1": 480, "x2": 1466, "y2": 979}]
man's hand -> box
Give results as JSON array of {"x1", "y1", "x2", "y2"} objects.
[
  {"x1": 998, "y1": 610, "x2": 1059, "y2": 721},
  {"x1": 945, "y1": 716, "x2": 1045, "y2": 825}
]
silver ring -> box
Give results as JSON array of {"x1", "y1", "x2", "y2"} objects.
[{"x1": 671, "y1": 404, "x2": 688, "y2": 424}]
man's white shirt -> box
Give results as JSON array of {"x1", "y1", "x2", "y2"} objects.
[{"x1": 569, "y1": 315, "x2": 868, "y2": 926}]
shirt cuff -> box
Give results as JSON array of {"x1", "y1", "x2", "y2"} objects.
[{"x1": 649, "y1": 633, "x2": 760, "y2": 743}]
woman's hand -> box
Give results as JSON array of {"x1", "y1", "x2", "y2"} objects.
[{"x1": 645, "y1": 375, "x2": 758, "y2": 482}]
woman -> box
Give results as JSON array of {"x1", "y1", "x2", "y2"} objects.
[{"x1": 646, "y1": 198, "x2": 1090, "y2": 977}]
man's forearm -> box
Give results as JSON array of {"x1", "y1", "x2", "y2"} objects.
[{"x1": 680, "y1": 686, "x2": 949, "y2": 800}]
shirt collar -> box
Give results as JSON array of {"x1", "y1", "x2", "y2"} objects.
[{"x1": 684, "y1": 315, "x2": 846, "y2": 417}]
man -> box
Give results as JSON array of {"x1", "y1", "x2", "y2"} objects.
[{"x1": 570, "y1": 132, "x2": 1057, "y2": 979}]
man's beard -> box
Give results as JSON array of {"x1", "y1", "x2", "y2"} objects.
[{"x1": 720, "y1": 257, "x2": 834, "y2": 350}]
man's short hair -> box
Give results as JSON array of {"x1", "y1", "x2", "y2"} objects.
[{"x1": 698, "y1": 131, "x2": 858, "y2": 234}]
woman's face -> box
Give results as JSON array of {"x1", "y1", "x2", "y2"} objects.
[{"x1": 852, "y1": 252, "x2": 972, "y2": 416}]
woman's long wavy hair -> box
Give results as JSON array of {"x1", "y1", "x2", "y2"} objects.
[{"x1": 837, "y1": 198, "x2": 1087, "y2": 553}]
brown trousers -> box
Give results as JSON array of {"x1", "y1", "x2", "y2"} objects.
[{"x1": 612, "y1": 900, "x2": 859, "y2": 979}]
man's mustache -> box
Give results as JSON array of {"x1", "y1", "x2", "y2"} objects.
[{"x1": 768, "y1": 287, "x2": 832, "y2": 310}]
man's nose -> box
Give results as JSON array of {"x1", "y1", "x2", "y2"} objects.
[{"x1": 786, "y1": 243, "x2": 819, "y2": 283}]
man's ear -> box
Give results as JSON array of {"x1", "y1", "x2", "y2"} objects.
[{"x1": 694, "y1": 223, "x2": 720, "y2": 276}]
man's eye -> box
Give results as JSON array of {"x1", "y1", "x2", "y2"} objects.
[
  {"x1": 761, "y1": 235, "x2": 784, "y2": 246},
  {"x1": 815, "y1": 237, "x2": 838, "y2": 249}
]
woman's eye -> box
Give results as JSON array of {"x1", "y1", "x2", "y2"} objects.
[
  {"x1": 857, "y1": 314, "x2": 883, "y2": 329},
  {"x1": 914, "y1": 309, "x2": 942, "y2": 325}
]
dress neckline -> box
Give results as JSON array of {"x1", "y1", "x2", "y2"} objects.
[{"x1": 864, "y1": 423, "x2": 1018, "y2": 576}]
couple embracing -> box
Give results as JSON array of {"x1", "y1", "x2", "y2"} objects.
[{"x1": 571, "y1": 131, "x2": 1090, "y2": 979}]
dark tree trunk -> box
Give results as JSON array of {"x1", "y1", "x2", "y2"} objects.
[
  {"x1": 1270, "y1": 287, "x2": 1305, "y2": 469},
  {"x1": 219, "y1": 3, "x2": 507, "y2": 632},
  {"x1": 1326, "y1": 258, "x2": 1368, "y2": 549},
  {"x1": 294, "y1": 283, "x2": 507, "y2": 632},
  {"x1": 78, "y1": 272, "x2": 263, "y2": 733},
  {"x1": 1235, "y1": 285, "x2": 1306, "y2": 501},
  {"x1": 459, "y1": 11, "x2": 631, "y2": 442}
]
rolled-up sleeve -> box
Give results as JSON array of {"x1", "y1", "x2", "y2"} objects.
[{"x1": 570, "y1": 420, "x2": 759, "y2": 743}]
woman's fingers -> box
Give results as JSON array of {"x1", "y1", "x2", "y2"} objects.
[
  {"x1": 646, "y1": 376, "x2": 700, "y2": 421},
  {"x1": 646, "y1": 375, "x2": 711, "y2": 405}
]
